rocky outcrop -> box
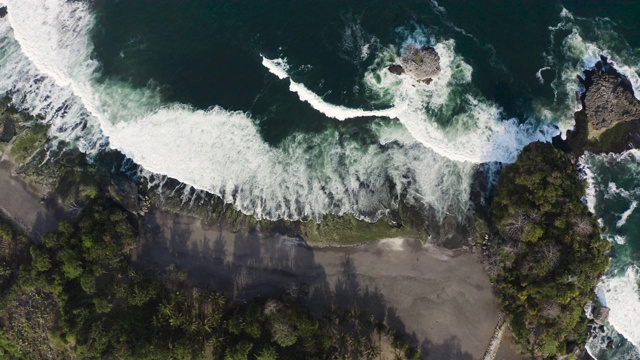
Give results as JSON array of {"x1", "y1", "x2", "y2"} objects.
[
  {"x1": 582, "y1": 56, "x2": 640, "y2": 135},
  {"x1": 593, "y1": 306, "x2": 610, "y2": 325},
  {"x1": 387, "y1": 64, "x2": 405, "y2": 75},
  {"x1": 108, "y1": 177, "x2": 150, "y2": 216},
  {"x1": 584, "y1": 73, "x2": 640, "y2": 130},
  {"x1": 0, "y1": 7, "x2": 7, "y2": 19},
  {"x1": 387, "y1": 45, "x2": 441, "y2": 83}
]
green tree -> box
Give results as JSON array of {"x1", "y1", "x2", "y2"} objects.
[{"x1": 491, "y1": 142, "x2": 610, "y2": 357}]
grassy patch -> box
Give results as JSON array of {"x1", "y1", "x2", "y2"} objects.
[
  {"x1": 587, "y1": 119, "x2": 640, "y2": 154},
  {"x1": 299, "y1": 214, "x2": 427, "y2": 247},
  {"x1": 10, "y1": 124, "x2": 48, "y2": 163}
]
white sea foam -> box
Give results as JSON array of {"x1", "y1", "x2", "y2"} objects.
[
  {"x1": 262, "y1": 56, "x2": 405, "y2": 121},
  {"x1": 560, "y1": 8, "x2": 574, "y2": 20},
  {"x1": 535, "y1": 66, "x2": 551, "y2": 84},
  {"x1": 597, "y1": 265, "x2": 640, "y2": 349},
  {"x1": 0, "y1": 0, "x2": 480, "y2": 222},
  {"x1": 582, "y1": 149, "x2": 640, "y2": 355},
  {"x1": 360, "y1": 39, "x2": 553, "y2": 164},
  {"x1": 616, "y1": 201, "x2": 637, "y2": 229},
  {"x1": 578, "y1": 153, "x2": 597, "y2": 213},
  {"x1": 260, "y1": 56, "x2": 289, "y2": 80},
  {"x1": 613, "y1": 235, "x2": 626, "y2": 245}
]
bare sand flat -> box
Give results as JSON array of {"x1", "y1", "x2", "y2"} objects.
[
  {"x1": 0, "y1": 159, "x2": 67, "y2": 238},
  {"x1": 136, "y1": 210, "x2": 503, "y2": 359},
  {"x1": 494, "y1": 327, "x2": 523, "y2": 360}
]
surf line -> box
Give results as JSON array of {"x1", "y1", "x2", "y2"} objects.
[{"x1": 261, "y1": 56, "x2": 405, "y2": 121}]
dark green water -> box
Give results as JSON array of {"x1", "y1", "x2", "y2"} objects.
[{"x1": 89, "y1": 0, "x2": 569, "y2": 143}]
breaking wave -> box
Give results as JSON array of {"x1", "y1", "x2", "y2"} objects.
[
  {"x1": 265, "y1": 29, "x2": 555, "y2": 164},
  {"x1": 581, "y1": 150, "x2": 640, "y2": 356},
  {"x1": 539, "y1": 8, "x2": 640, "y2": 138},
  {"x1": 0, "y1": 0, "x2": 480, "y2": 222}
]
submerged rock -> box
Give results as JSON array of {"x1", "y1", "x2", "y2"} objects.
[
  {"x1": 387, "y1": 45, "x2": 441, "y2": 83},
  {"x1": 387, "y1": 64, "x2": 405, "y2": 75}
]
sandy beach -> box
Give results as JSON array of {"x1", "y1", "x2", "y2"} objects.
[
  {"x1": 0, "y1": 150, "x2": 517, "y2": 359},
  {"x1": 0, "y1": 157, "x2": 68, "y2": 239},
  {"x1": 135, "y1": 210, "x2": 510, "y2": 359}
]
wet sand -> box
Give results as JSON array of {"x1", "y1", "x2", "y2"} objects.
[{"x1": 136, "y1": 210, "x2": 504, "y2": 359}]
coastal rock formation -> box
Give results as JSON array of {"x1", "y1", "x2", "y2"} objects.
[
  {"x1": 108, "y1": 177, "x2": 150, "y2": 216},
  {"x1": 581, "y1": 56, "x2": 640, "y2": 138},
  {"x1": 584, "y1": 72, "x2": 640, "y2": 131},
  {"x1": 387, "y1": 45, "x2": 441, "y2": 83},
  {"x1": 562, "y1": 56, "x2": 640, "y2": 153},
  {"x1": 387, "y1": 64, "x2": 405, "y2": 75},
  {"x1": 593, "y1": 306, "x2": 610, "y2": 325}
]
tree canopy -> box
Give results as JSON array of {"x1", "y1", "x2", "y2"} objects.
[{"x1": 491, "y1": 142, "x2": 610, "y2": 357}]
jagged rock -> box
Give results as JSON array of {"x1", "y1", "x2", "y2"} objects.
[
  {"x1": 593, "y1": 306, "x2": 610, "y2": 325},
  {"x1": 108, "y1": 177, "x2": 141, "y2": 215},
  {"x1": 583, "y1": 59, "x2": 640, "y2": 132},
  {"x1": 401, "y1": 45, "x2": 441, "y2": 82},
  {"x1": 387, "y1": 64, "x2": 405, "y2": 75},
  {"x1": 0, "y1": 7, "x2": 7, "y2": 18},
  {"x1": 387, "y1": 45, "x2": 441, "y2": 83}
]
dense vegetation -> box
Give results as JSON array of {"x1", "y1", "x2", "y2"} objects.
[
  {"x1": 0, "y1": 198, "x2": 418, "y2": 359},
  {"x1": 489, "y1": 142, "x2": 610, "y2": 358}
]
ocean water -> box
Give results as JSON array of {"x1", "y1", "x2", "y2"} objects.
[
  {"x1": 582, "y1": 151, "x2": 640, "y2": 359},
  {"x1": 0, "y1": 1, "x2": 639, "y2": 356}
]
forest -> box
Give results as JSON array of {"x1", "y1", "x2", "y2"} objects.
[
  {"x1": 489, "y1": 142, "x2": 610, "y2": 358},
  {"x1": 0, "y1": 198, "x2": 418, "y2": 359}
]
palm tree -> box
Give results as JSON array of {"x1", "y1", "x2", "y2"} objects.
[{"x1": 364, "y1": 345, "x2": 381, "y2": 359}]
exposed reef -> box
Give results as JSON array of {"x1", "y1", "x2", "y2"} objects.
[{"x1": 387, "y1": 45, "x2": 441, "y2": 84}]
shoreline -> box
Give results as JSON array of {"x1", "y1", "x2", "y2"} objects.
[
  {"x1": 135, "y1": 208, "x2": 509, "y2": 359},
  {"x1": 0, "y1": 118, "x2": 518, "y2": 358}
]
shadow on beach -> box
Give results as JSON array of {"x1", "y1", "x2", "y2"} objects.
[{"x1": 134, "y1": 210, "x2": 497, "y2": 359}]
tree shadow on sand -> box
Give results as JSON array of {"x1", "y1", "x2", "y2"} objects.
[{"x1": 135, "y1": 212, "x2": 475, "y2": 359}]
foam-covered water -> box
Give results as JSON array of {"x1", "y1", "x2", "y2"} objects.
[
  {"x1": 581, "y1": 150, "x2": 640, "y2": 358},
  {"x1": 0, "y1": 0, "x2": 482, "y2": 221},
  {"x1": 265, "y1": 39, "x2": 554, "y2": 164},
  {"x1": 536, "y1": 8, "x2": 640, "y2": 140}
]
